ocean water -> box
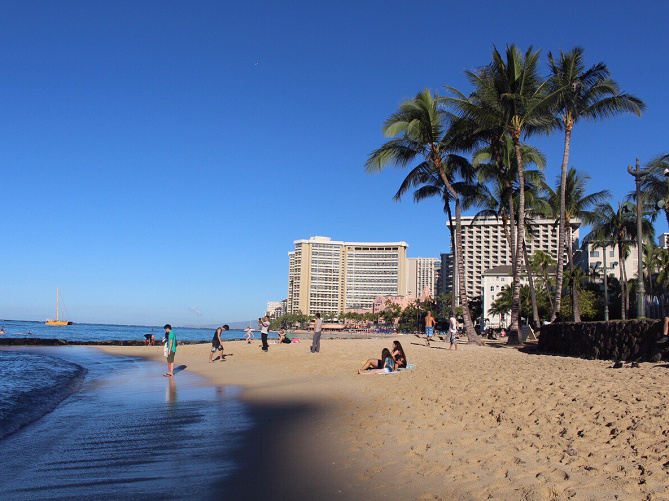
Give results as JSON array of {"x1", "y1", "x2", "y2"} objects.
[
  {"x1": 0, "y1": 347, "x2": 250, "y2": 499},
  {"x1": 0, "y1": 351, "x2": 87, "y2": 439},
  {"x1": 0, "y1": 319, "x2": 274, "y2": 343}
]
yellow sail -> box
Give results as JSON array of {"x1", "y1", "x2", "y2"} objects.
[{"x1": 45, "y1": 287, "x2": 73, "y2": 326}]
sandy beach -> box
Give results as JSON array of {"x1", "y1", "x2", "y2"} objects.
[{"x1": 99, "y1": 336, "x2": 669, "y2": 500}]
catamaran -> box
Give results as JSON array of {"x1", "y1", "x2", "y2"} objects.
[{"x1": 45, "y1": 287, "x2": 73, "y2": 325}]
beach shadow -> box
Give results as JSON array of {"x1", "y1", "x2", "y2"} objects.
[
  {"x1": 653, "y1": 363, "x2": 669, "y2": 368},
  {"x1": 216, "y1": 399, "x2": 351, "y2": 500},
  {"x1": 173, "y1": 365, "x2": 187, "y2": 374}
]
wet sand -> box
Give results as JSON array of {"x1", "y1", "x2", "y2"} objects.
[
  {"x1": 100, "y1": 337, "x2": 669, "y2": 500},
  {"x1": 0, "y1": 347, "x2": 247, "y2": 500}
]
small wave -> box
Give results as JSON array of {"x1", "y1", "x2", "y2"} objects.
[{"x1": 0, "y1": 351, "x2": 87, "y2": 439}]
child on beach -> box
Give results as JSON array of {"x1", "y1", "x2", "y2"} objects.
[
  {"x1": 243, "y1": 327, "x2": 254, "y2": 344},
  {"x1": 358, "y1": 348, "x2": 395, "y2": 374}
]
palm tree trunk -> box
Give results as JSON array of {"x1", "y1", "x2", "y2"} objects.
[
  {"x1": 523, "y1": 237, "x2": 541, "y2": 329},
  {"x1": 568, "y1": 226, "x2": 580, "y2": 322},
  {"x1": 435, "y1": 163, "x2": 481, "y2": 344},
  {"x1": 509, "y1": 134, "x2": 526, "y2": 345},
  {"x1": 447, "y1": 212, "x2": 457, "y2": 316},
  {"x1": 618, "y1": 240, "x2": 628, "y2": 320},
  {"x1": 552, "y1": 124, "x2": 572, "y2": 320},
  {"x1": 507, "y1": 190, "x2": 520, "y2": 333}
]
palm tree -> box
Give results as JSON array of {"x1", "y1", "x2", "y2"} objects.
[
  {"x1": 588, "y1": 202, "x2": 653, "y2": 319},
  {"x1": 532, "y1": 250, "x2": 556, "y2": 311},
  {"x1": 474, "y1": 138, "x2": 548, "y2": 329},
  {"x1": 547, "y1": 47, "x2": 646, "y2": 320},
  {"x1": 444, "y1": 44, "x2": 559, "y2": 344},
  {"x1": 541, "y1": 167, "x2": 610, "y2": 321},
  {"x1": 639, "y1": 153, "x2": 669, "y2": 226},
  {"x1": 393, "y1": 158, "x2": 482, "y2": 317},
  {"x1": 365, "y1": 89, "x2": 481, "y2": 344}
]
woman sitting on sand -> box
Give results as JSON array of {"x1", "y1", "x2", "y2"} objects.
[
  {"x1": 358, "y1": 348, "x2": 395, "y2": 374},
  {"x1": 391, "y1": 340, "x2": 407, "y2": 369}
]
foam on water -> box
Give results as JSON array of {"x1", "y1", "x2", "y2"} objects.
[{"x1": 0, "y1": 350, "x2": 87, "y2": 439}]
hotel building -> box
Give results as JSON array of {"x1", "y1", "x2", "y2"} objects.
[
  {"x1": 406, "y1": 257, "x2": 441, "y2": 299},
  {"x1": 287, "y1": 236, "x2": 408, "y2": 315},
  {"x1": 459, "y1": 216, "x2": 581, "y2": 300}
]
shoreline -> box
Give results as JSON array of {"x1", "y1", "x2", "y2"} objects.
[
  {"x1": 0, "y1": 346, "x2": 247, "y2": 499},
  {"x1": 95, "y1": 338, "x2": 669, "y2": 499}
]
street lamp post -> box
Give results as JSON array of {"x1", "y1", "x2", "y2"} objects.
[{"x1": 627, "y1": 158, "x2": 646, "y2": 318}]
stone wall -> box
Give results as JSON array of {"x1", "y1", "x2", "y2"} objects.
[{"x1": 538, "y1": 320, "x2": 667, "y2": 362}]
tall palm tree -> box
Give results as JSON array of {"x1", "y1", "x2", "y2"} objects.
[
  {"x1": 541, "y1": 167, "x2": 610, "y2": 321},
  {"x1": 547, "y1": 47, "x2": 646, "y2": 320},
  {"x1": 365, "y1": 89, "x2": 481, "y2": 344},
  {"x1": 474, "y1": 138, "x2": 548, "y2": 329},
  {"x1": 444, "y1": 44, "x2": 559, "y2": 344},
  {"x1": 532, "y1": 250, "x2": 556, "y2": 311},
  {"x1": 588, "y1": 202, "x2": 653, "y2": 319},
  {"x1": 639, "y1": 153, "x2": 669, "y2": 226},
  {"x1": 393, "y1": 158, "x2": 481, "y2": 317}
]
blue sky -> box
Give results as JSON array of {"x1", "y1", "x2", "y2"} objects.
[{"x1": 1, "y1": 0, "x2": 667, "y2": 326}]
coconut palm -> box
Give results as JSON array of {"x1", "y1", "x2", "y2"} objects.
[
  {"x1": 588, "y1": 202, "x2": 653, "y2": 319},
  {"x1": 474, "y1": 139, "x2": 548, "y2": 329},
  {"x1": 393, "y1": 158, "x2": 482, "y2": 317},
  {"x1": 444, "y1": 44, "x2": 559, "y2": 344},
  {"x1": 365, "y1": 89, "x2": 481, "y2": 344},
  {"x1": 541, "y1": 167, "x2": 610, "y2": 321},
  {"x1": 638, "y1": 153, "x2": 669, "y2": 226},
  {"x1": 547, "y1": 47, "x2": 646, "y2": 320}
]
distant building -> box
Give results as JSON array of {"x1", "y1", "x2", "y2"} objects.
[
  {"x1": 659, "y1": 233, "x2": 669, "y2": 249},
  {"x1": 287, "y1": 236, "x2": 408, "y2": 315},
  {"x1": 439, "y1": 253, "x2": 454, "y2": 296},
  {"x1": 574, "y1": 240, "x2": 638, "y2": 284},
  {"x1": 407, "y1": 257, "x2": 440, "y2": 299},
  {"x1": 266, "y1": 301, "x2": 285, "y2": 319}
]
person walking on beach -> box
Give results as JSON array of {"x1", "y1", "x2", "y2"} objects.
[
  {"x1": 259, "y1": 316, "x2": 270, "y2": 352},
  {"x1": 311, "y1": 312, "x2": 323, "y2": 353},
  {"x1": 209, "y1": 325, "x2": 229, "y2": 362},
  {"x1": 164, "y1": 324, "x2": 176, "y2": 376},
  {"x1": 425, "y1": 311, "x2": 437, "y2": 347},
  {"x1": 448, "y1": 313, "x2": 458, "y2": 351}
]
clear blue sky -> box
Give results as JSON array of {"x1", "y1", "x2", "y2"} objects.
[{"x1": 1, "y1": 0, "x2": 667, "y2": 326}]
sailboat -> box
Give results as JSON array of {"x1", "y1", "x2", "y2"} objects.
[{"x1": 45, "y1": 287, "x2": 73, "y2": 325}]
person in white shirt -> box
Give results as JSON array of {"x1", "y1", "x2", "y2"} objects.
[{"x1": 259, "y1": 316, "x2": 270, "y2": 352}]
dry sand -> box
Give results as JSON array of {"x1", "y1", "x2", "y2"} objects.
[{"x1": 99, "y1": 335, "x2": 669, "y2": 500}]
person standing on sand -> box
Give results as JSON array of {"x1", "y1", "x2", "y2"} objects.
[
  {"x1": 425, "y1": 311, "x2": 437, "y2": 347},
  {"x1": 448, "y1": 313, "x2": 458, "y2": 350},
  {"x1": 259, "y1": 316, "x2": 270, "y2": 352},
  {"x1": 311, "y1": 312, "x2": 322, "y2": 353},
  {"x1": 164, "y1": 324, "x2": 176, "y2": 376},
  {"x1": 209, "y1": 325, "x2": 229, "y2": 362}
]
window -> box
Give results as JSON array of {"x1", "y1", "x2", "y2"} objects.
[{"x1": 590, "y1": 250, "x2": 600, "y2": 257}]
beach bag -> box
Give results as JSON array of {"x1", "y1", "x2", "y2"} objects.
[{"x1": 163, "y1": 342, "x2": 169, "y2": 357}]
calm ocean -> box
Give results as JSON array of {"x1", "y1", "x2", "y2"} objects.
[
  {"x1": 0, "y1": 319, "x2": 268, "y2": 343},
  {"x1": 0, "y1": 347, "x2": 250, "y2": 499}
]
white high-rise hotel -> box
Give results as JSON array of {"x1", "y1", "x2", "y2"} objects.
[
  {"x1": 288, "y1": 236, "x2": 409, "y2": 315},
  {"x1": 459, "y1": 216, "x2": 580, "y2": 299}
]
